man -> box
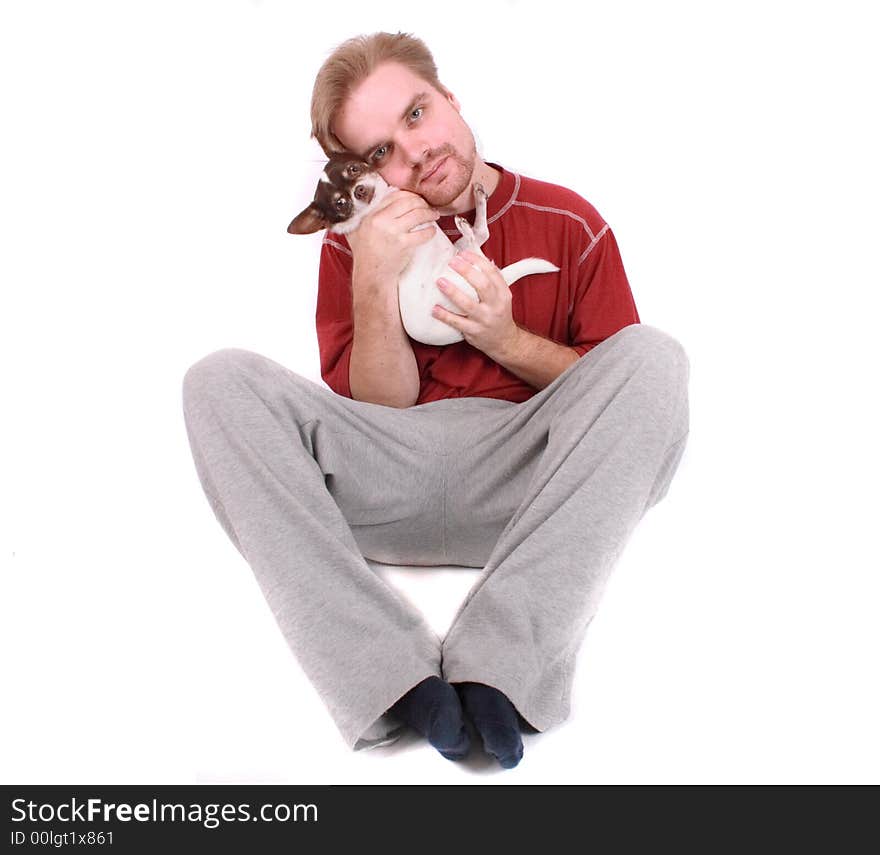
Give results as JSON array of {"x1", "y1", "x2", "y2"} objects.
[{"x1": 182, "y1": 31, "x2": 690, "y2": 770}]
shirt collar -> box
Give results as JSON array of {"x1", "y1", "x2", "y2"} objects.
[{"x1": 436, "y1": 161, "x2": 517, "y2": 233}]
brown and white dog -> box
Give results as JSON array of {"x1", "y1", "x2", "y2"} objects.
[{"x1": 288, "y1": 151, "x2": 559, "y2": 346}]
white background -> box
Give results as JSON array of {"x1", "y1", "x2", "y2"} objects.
[{"x1": 2, "y1": 0, "x2": 878, "y2": 784}]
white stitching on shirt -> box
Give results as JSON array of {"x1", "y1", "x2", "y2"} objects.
[
  {"x1": 578, "y1": 223, "x2": 609, "y2": 265},
  {"x1": 513, "y1": 199, "x2": 598, "y2": 243},
  {"x1": 569, "y1": 223, "x2": 611, "y2": 316},
  {"x1": 438, "y1": 171, "x2": 520, "y2": 235},
  {"x1": 489, "y1": 172, "x2": 521, "y2": 225},
  {"x1": 322, "y1": 237, "x2": 352, "y2": 257},
  {"x1": 510, "y1": 200, "x2": 609, "y2": 266}
]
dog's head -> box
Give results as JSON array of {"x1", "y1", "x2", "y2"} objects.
[{"x1": 287, "y1": 152, "x2": 392, "y2": 236}]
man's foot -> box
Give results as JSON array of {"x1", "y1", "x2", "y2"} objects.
[
  {"x1": 389, "y1": 677, "x2": 471, "y2": 761},
  {"x1": 454, "y1": 681, "x2": 524, "y2": 769}
]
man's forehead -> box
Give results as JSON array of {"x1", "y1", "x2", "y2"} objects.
[
  {"x1": 348, "y1": 62, "x2": 427, "y2": 107},
  {"x1": 335, "y1": 63, "x2": 437, "y2": 151}
]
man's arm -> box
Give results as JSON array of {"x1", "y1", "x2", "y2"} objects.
[
  {"x1": 492, "y1": 221, "x2": 641, "y2": 391},
  {"x1": 349, "y1": 266, "x2": 420, "y2": 409},
  {"x1": 490, "y1": 325, "x2": 579, "y2": 391},
  {"x1": 433, "y1": 250, "x2": 579, "y2": 391},
  {"x1": 345, "y1": 190, "x2": 439, "y2": 408},
  {"x1": 432, "y1": 223, "x2": 639, "y2": 392}
]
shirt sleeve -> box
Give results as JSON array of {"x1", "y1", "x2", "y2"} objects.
[
  {"x1": 569, "y1": 227, "x2": 641, "y2": 357},
  {"x1": 315, "y1": 235, "x2": 355, "y2": 398}
]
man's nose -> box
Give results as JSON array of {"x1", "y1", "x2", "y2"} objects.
[{"x1": 400, "y1": 139, "x2": 430, "y2": 170}]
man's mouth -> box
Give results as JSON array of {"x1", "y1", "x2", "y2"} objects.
[{"x1": 421, "y1": 157, "x2": 448, "y2": 183}]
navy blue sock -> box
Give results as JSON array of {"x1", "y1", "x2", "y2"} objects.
[
  {"x1": 454, "y1": 681, "x2": 524, "y2": 769},
  {"x1": 389, "y1": 677, "x2": 471, "y2": 761}
]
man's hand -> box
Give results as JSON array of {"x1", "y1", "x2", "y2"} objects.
[
  {"x1": 347, "y1": 190, "x2": 439, "y2": 290},
  {"x1": 433, "y1": 250, "x2": 520, "y2": 360}
]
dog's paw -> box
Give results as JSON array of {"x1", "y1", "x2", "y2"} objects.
[
  {"x1": 473, "y1": 182, "x2": 486, "y2": 200},
  {"x1": 455, "y1": 215, "x2": 475, "y2": 239}
]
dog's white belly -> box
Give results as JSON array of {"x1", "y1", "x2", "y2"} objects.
[{"x1": 398, "y1": 226, "x2": 475, "y2": 345}]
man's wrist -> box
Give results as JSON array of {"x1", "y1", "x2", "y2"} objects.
[
  {"x1": 489, "y1": 324, "x2": 580, "y2": 391},
  {"x1": 492, "y1": 324, "x2": 526, "y2": 366}
]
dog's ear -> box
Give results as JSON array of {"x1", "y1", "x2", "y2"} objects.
[{"x1": 287, "y1": 203, "x2": 328, "y2": 235}]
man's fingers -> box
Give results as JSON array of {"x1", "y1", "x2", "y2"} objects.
[
  {"x1": 389, "y1": 188, "x2": 426, "y2": 203},
  {"x1": 365, "y1": 189, "x2": 417, "y2": 219},
  {"x1": 400, "y1": 206, "x2": 440, "y2": 232},
  {"x1": 366, "y1": 192, "x2": 435, "y2": 233},
  {"x1": 387, "y1": 190, "x2": 433, "y2": 217},
  {"x1": 404, "y1": 223, "x2": 439, "y2": 246}
]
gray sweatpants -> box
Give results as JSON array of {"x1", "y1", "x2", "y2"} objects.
[{"x1": 181, "y1": 323, "x2": 690, "y2": 751}]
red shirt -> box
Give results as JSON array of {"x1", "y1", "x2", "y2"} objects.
[{"x1": 315, "y1": 161, "x2": 641, "y2": 404}]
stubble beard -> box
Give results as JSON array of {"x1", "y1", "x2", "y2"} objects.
[{"x1": 417, "y1": 137, "x2": 477, "y2": 209}]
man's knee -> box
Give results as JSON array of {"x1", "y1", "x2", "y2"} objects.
[
  {"x1": 573, "y1": 324, "x2": 690, "y2": 435},
  {"x1": 611, "y1": 323, "x2": 687, "y2": 362},
  {"x1": 182, "y1": 348, "x2": 265, "y2": 411},
  {"x1": 625, "y1": 326, "x2": 690, "y2": 436},
  {"x1": 578, "y1": 324, "x2": 689, "y2": 384}
]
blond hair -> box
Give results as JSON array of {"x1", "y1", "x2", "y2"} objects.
[{"x1": 310, "y1": 32, "x2": 449, "y2": 156}]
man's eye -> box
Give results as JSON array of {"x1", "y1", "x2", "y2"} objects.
[
  {"x1": 372, "y1": 145, "x2": 388, "y2": 161},
  {"x1": 410, "y1": 107, "x2": 423, "y2": 121}
]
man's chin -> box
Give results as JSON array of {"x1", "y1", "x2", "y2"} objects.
[
  {"x1": 420, "y1": 161, "x2": 474, "y2": 210},
  {"x1": 421, "y1": 188, "x2": 461, "y2": 209}
]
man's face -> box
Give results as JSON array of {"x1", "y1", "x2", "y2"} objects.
[{"x1": 332, "y1": 62, "x2": 477, "y2": 209}]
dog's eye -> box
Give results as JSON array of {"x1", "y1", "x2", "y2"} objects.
[
  {"x1": 334, "y1": 197, "x2": 349, "y2": 209},
  {"x1": 348, "y1": 164, "x2": 361, "y2": 175}
]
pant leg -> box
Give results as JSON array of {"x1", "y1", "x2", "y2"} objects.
[
  {"x1": 441, "y1": 323, "x2": 691, "y2": 732},
  {"x1": 181, "y1": 347, "x2": 456, "y2": 750}
]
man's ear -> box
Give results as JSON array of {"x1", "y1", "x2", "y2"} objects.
[
  {"x1": 441, "y1": 85, "x2": 462, "y2": 113},
  {"x1": 287, "y1": 203, "x2": 328, "y2": 235}
]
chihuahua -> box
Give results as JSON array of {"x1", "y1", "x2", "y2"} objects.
[{"x1": 288, "y1": 151, "x2": 559, "y2": 346}]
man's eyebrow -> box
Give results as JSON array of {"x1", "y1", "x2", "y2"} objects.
[{"x1": 360, "y1": 91, "x2": 431, "y2": 159}]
